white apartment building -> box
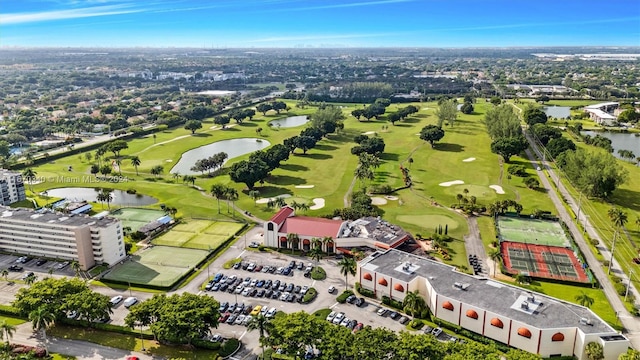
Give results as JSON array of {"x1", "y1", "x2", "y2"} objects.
[
  {"x1": 358, "y1": 249, "x2": 630, "y2": 360},
  {"x1": 0, "y1": 169, "x2": 26, "y2": 205},
  {"x1": 0, "y1": 207, "x2": 126, "y2": 270}
]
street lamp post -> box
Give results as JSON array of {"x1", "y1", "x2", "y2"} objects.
[
  {"x1": 140, "y1": 324, "x2": 146, "y2": 352},
  {"x1": 624, "y1": 269, "x2": 634, "y2": 302}
]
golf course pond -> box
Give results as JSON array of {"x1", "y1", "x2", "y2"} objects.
[
  {"x1": 45, "y1": 187, "x2": 158, "y2": 206},
  {"x1": 268, "y1": 115, "x2": 309, "y2": 128},
  {"x1": 171, "y1": 138, "x2": 271, "y2": 175},
  {"x1": 582, "y1": 130, "x2": 640, "y2": 160}
]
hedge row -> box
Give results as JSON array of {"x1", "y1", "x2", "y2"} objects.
[
  {"x1": 381, "y1": 295, "x2": 403, "y2": 311},
  {"x1": 336, "y1": 290, "x2": 353, "y2": 303},
  {"x1": 220, "y1": 338, "x2": 241, "y2": 358},
  {"x1": 354, "y1": 282, "x2": 375, "y2": 298},
  {"x1": 302, "y1": 288, "x2": 317, "y2": 304}
]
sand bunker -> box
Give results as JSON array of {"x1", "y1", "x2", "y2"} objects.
[
  {"x1": 439, "y1": 180, "x2": 465, "y2": 187},
  {"x1": 363, "y1": 131, "x2": 376, "y2": 135},
  {"x1": 165, "y1": 159, "x2": 173, "y2": 162},
  {"x1": 384, "y1": 195, "x2": 399, "y2": 201},
  {"x1": 294, "y1": 185, "x2": 315, "y2": 189},
  {"x1": 462, "y1": 157, "x2": 476, "y2": 162},
  {"x1": 309, "y1": 198, "x2": 325, "y2": 210},
  {"x1": 255, "y1": 194, "x2": 292, "y2": 204},
  {"x1": 489, "y1": 185, "x2": 506, "y2": 194},
  {"x1": 370, "y1": 197, "x2": 388, "y2": 205}
]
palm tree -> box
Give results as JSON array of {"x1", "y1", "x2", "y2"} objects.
[
  {"x1": 150, "y1": 165, "x2": 164, "y2": 178},
  {"x1": 29, "y1": 306, "x2": 55, "y2": 352},
  {"x1": 225, "y1": 187, "x2": 239, "y2": 215},
  {"x1": 489, "y1": 249, "x2": 503, "y2": 278},
  {"x1": 584, "y1": 341, "x2": 604, "y2": 360},
  {"x1": 115, "y1": 158, "x2": 122, "y2": 175},
  {"x1": 607, "y1": 207, "x2": 628, "y2": 274},
  {"x1": 514, "y1": 273, "x2": 527, "y2": 285},
  {"x1": 338, "y1": 257, "x2": 357, "y2": 291},
  {"x1": 70, "y1": 261, "x2": 81, "y2": 278},
  {"x1": 24, "y1": 273, "x2": 37, "y2": 286},
  {"x1": 246, "y1": 314, "x2": 273, "y2": 359},
  {"x1": 100, "y1": 188, "x2": 113, "y2": 209},
  {"x1": 130, "y1": 156, "x2": 141, "y2": 176},
  {"x1": 210, "y1": 184, "x2": 227, "y2": 214},
  {"x1": 248, "y1": 190, "x2": 260, "y2": 202},
  {"x1": 0, "y1": 269, "x2": 8, "y2": 282},
  {"x1": 309, "y1": 246, "x2": 323, "y2": 267},
  {"x1": 354, "y1": 165, "x2": 374, "y2": 188},
  {"x1": 22, "y1": 168, "x2": 37, "y2": 193},
  {"x1": 286, "y1": 233, "x2": 299, "y2": 254},
  {"x1": 0, "y1": 320, "x2": 16, "y2": 345},
  {"x1": 402, "y1": 290, "x2": 427, "y2": 319},
  {"x1": 575, "y1": 291, "x2": 595, "y2": 308}
]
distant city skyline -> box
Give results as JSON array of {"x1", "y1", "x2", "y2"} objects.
[{"x1": 1, "y1": 0, "x2": 639, "y2": 48}]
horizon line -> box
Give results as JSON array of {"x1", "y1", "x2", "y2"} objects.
[{"x1": 2, "y1": 45, "x2": 640, "y2": 50}]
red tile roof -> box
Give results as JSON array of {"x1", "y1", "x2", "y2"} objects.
[
  {"x1": 280, "y1": 216, "x2": 343, "y2": 238},
  {"x1": 269, "y1": 206, "x2": 294, "y2": 226}
]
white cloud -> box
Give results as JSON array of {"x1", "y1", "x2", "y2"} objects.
[{"x1": 0, "y1": 4, "x2": 143, "y2": 25}]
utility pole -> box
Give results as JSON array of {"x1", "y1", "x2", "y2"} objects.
[
  {"x1": 608, "y1": 231, "x2": 618, "y2": 275},
  {"x1": 140, "y1": 324, "x2": 146, "y2": 352},
  {"x1": 624, "y1": 269, "x2": 634, "y2": 302}
]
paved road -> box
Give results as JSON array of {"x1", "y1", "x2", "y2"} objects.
[
  {"x1": 463, "y1": 216, "x2": 489, "y2": 276},
  {"x1": 523, "y1": 131, "x2": 640, "y2": 349}
]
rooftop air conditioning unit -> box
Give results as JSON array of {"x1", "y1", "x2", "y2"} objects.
[{"x1": 521, "y1": 301, "x2": 529, "y2": 310}]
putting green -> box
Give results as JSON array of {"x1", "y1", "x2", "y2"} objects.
[{"x1": 396, "y1": 214, "x2": 461, "y2": 230}]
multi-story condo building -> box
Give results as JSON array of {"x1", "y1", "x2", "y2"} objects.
[
  {"x1": 0, "y1": 169, "x2": 26, "y2": 205},
  {"x1": 0, "y1": 206, "x2": 126, "y2": 270},
  {"x1": 358, "y1": 249, "x2": 629, "y2": 360}
]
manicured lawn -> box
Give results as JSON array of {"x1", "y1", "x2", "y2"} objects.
[
  {"x1": 312, "y1": 308, "x2": 332, "y2": 320},
  {"x1": 49, "y1": 326, "x2": 218, "y2": 359},
  {"x1": 0, "y1": 315, "x2": 27, "y2": 325}
]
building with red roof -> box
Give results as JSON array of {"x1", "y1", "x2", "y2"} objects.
[{"x1": 263, "y1": 206, "x2": 412, "y2": 253}]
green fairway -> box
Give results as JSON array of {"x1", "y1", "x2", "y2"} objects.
[
  {"x1": 102, "y1": 246, "x2": 208, "y2": 287},
  {"x1": 397, "y1": 214, "x2": 462, "y2": 232}
]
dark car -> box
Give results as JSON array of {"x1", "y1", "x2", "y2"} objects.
[
  {"x1": 219, "y1": 283, "x2": 229, "y2": 292},
  {"x1": 389, "y1": 311, "x2": 399, "y2": 320},
  {"x1": 256, "y1": 289, "x2": 265, "y2": 297},
  {"x1": 8, "y1": 265, "x2": 23, "y2": 272},
  {"x1": 267, "y1": 266, "x2": 277, "y2": 273},
  {"x1": 288, "y1": 261, "x2": 296, "y2": 269},
  {"x1": 272, "y1": 280, "x2": 281, "y2": 290},
  {"x1": 243, "y1": 305, "x2": 253, "y2": 315},
  {"x1": 256, "y1": 280, "x2": 265, "y2": 288},
  {"x1": 233, "y1": 262, "x2": 242, "y2": 270},
  {"x1": 272, "y1": 291, "x2": 281, "y2": 299},
  {"x1": 242, "y1": 262, "x2": 250, "y2": 270},
  {"x1": 346, "y1": 295, "x2": 357, "y2": 304},
  {"x1": 285, "y1": 283, "x2": 294, "y2": 292},
  {"x1": 293, "y1": 285, "x2": 302, "y2": 294},
  {"x1": 355, "y1": 297, "x2": 366, "y2": 307},
  {"x1": 265, "y1": 289, "x2": 273, "y2": 298},
  {"x1": 249, "y1": 288, "x2": 258, "y2": 297},
  {"x1": 286, "y1": 293, "x2": 295, "y2": 302},
  {"x1": 213, "y1": 273, "x2": 223, "y2": 282},
  {"x1": 282, "y1": 267, "x2": 292, "y2": 276},
  {"x1": 35, "y1": 259, "x2": 47, "y2": 266},
  {"x1": 297, "y1": 262, "x2": 304, "y2": 270},
  {"x1": 254, "y1": 265, "x2": 263, "y2": 272}
]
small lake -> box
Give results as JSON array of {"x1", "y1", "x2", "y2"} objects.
[
  {"x1": 543, "y1": 106, "x2": 571, "y2": 119},
  {"x1": 45, "y1": 187, "x2": 157, "y2": 206},
  {"x1": 268, "y1": 116, "x2": 309, "y2": 128},
  {"x1": 582, "y1": 131, "x2": 640, "y2": 159},
  {"x1": 171, "y1": 138, "x2": 271, "y2": 175}
]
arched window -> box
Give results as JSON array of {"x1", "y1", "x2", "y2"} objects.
[
  {"x1": 551, "y1": 333, "x2": 564, "y2": 342},
  {"x1": 490, "y1": 318, "x2": 503, "y2": 328},
  {"x1": 517, "y1": 327, "x2": 532, "y2": 339},
  {"x1": 442, "y1": 301, "x2": 454, "y2": 311},
  {"x1": 466, "y1": 310, "x2": 478, "y2": 319}
]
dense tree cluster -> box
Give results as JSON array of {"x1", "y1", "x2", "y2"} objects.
[
  {"x1": 545, "y1": 137, "x2": 576, "y2": 158},
  {"x1": 530, "y1": 124, "x2": 561, "y2": 145},
  {"x1": 190, "y1": 152, "x2": 228, "y2": 175},
  {"x1": 522, "y1": 105, "x2": 548, "y2": 126},
  {"x1": 484, "y1": 104, "x2": 527, "y2": 162},
  {"x1": 228, "y1": 108, "x2": 256, "y2": 123},
  {"x1": 124, "y1": 293, "x2": 219, "y2": 346},
  {"x1": 436, "y1": 99, "x2": 458, "y2": 127},
  {"x1": 388, "y1": 105, "x2": 419, "y2": 125},
  {"x1": 264, "y1": 311, "x2": 542, "y2": 360},
  {"x1": 557, "y1": 149, "x2": 628, "y2": 199},
  {"x1": 582, "y1": 134, "x2": 614, "y2": 153},
  {"x1": 420, "y1": 125, "x2": 445, "y2": 148},
  {"x1": 351, "y1": 135, "x2": 385, "y2": 156},
  {"x1": 327, "y1": 190, "x2": 379, "y2": 220}
]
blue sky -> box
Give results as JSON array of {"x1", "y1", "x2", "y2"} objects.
[{"x1": 1, "y1": 0, "x2": 639, "y2": 47}]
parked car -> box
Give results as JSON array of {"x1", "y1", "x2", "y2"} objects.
[
  {"x1": 15, "y1": 256, "x2": 27, "y2": 264},
  {"x1": 300, "y1": 285, "x2": 309, "y2": 295},
  {"x1": 226, "y1": 314, "x2": 237, "y2": 324},
  {"x1": 110, "y1": 295, "x2": 123, "y2": 306},
  {"x1": 376, "y1": 308, "x2": 388, "y2": 317},
  {"x1": 123, "y1": 297, "x2": 138, "y2": 309},
  {"x1": 293, "y1": 285, "x2": 302, "y2": 294},
  {"x1": 264, "y1": 289, "x2": 273, "y2": 298},
  {"x1": 211, "y1": 283, "x2": 221, "y2": 291},
  {"x1": 389, "y1": 311, "x2": 399, "y2": 320},
  {"x1": 256, "y1": 289, "x2": 265, "y2": 297},
  {"x1": 332, "y1": 312, "x2": 345, "y2": 324},
  {"x1": 243, "y1": 305, "x2": 253, "y2": 315},
  {"x1": 219, "y1": 312, "x2": 231, "y2": 323},
  {"x1": 205, "y1": 281, "x2": 215, "y2": 291},
  {"x1": 279, "y1": 292, "x2": 289, "y2": 301},
  {"x1": 233, "y1": 262, "x2": 242, "y2": 270},
  {"x1": 282, "y1": 267, "x2": 292, "y2": 276},
  {"x1": 339, "y1": 317, "x2": 351, "y2": 327},
  {"x1": 326, "y1": 311, "x2": 337, "y2": 322},
  {"x1": 35, "y1": 259, "x2": 48, "y2": 266},
  {"x1": 256, "y1": 280, "x2": 265, "y2": 288},
  {"x1": 266, "y1": 307, "x2": 277, "y2": 318},
  {"x1": 228, "y1": 303, "x2": 237, "y2": 313},
  {"x1": 21, "y1": 272, "x2": 35, "y2": 280},
  {"x1": 234, "y1": 315, "x2": 245, "y2": 325},
  {"x1": 355, "y1": 297, "x2": 365, "y2": 307},
  {"x1": 8, "y1": 265, "x2": 23, "y2": 272},
  {"x1": 353, "y1": 323, "x2": 364, "y2": 332},
  {"x1": 285, "y1": 283, "x2": 294, "y2": 292},
  {"x1": 66, "y1": 310, "x2": 79, "y2": 319},
  {"x1": 423, "y1": 326, "x2": 434, "y2": 334},
  {"x1": 254, "y1": 265, "x2": 263, "y2": 272},
  {"x1": 346, "y1": 295, "x2": 356, "y2": 304},
  {"x1": 297, "y1": 262, "x2": 304, "y2": 270},
  {"x1": 247, "y1": 263, "x2": 256, "y2": 272},
  {"x1": 288, "y1": 261, "x2": 296, "y2": 269},
  {"x1": 264, "y1": 279, "x2": 272, "y2": 288},
  {"x1": 398, "y1": 316, "x2": 409, "y2": 324},
  {"x1": 250, "y1": 305, "x2": 263, "y2": 316},
  {"x1": 241, "y1": 262, "x2": 250, "y2": 270},
  {"x1": 432, "y1": 327, "x2": 443, "y2": 337},
  {"x1": 218, "y1": 302, "x2": 229, "y2": 312},
  {"x1": 272, "y1": 280, "x2": 281, "y2": 290},
  {"x1": 241, "y1": 287, "x2": 252, "y2": 296},
  {"x1": 328, "y1": 286, "x2": 336, "y2": 294},
  {"x1": 272, "y1": 291, "x2": 281, "y2": 299},
  {"x1": 56, "y1": 261, "x2": 70, "y2": 270}
]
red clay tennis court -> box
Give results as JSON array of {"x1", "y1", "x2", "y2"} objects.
[{"x1": 501, "y1": 241, "x2": 589, "y2": 283}]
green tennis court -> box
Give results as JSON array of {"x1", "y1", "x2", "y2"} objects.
[
  {"x1": 109, "y1": 208, "x2": 166, "y2": 232},
  {"x1": 151, "y1": 230, "x2": 196, "y2": 247},
  {"x1": 497, "y1": 217, "x2": 569, "y2": 247},
  {"x1": 102, "y1": 246, "x2": 208, "y2": 287},
  {"x1": 203, "y1": 222, "x2": 245, "y2": 236}
]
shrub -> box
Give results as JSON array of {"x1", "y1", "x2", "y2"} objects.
[
  {"x1": 408, "y1": 320, "x2": 424, "y2": 330},
  {"x1": 125, "y1": 189, "x2": 137, "y2": 194},
  {"x1": 192, "y1": 338, "x2": 222, "y2": 350},
  {"x1": 381, "y1": 295, "x2": 404, "y2": 310},
  {"x1": 311, "y1": 266, "x2": 326, "y2": 280},
  {"x1": 302, "y1": 288, "x2": 318, "y2": 303},
  {"x1": 370, "y1": 184, "x2": 393, "y2": 194},
  {"x1": 337, "y1": 290, "x2": 354, "y2": 303},
  {"x1": 258, "y1": 245, "x2": 266, "y2": 251},
  {"x1": 614, "y1": 283, "x2": 627, "y2": 296},
  {"x1": 507, "y1": 165, "x2": 527, "y2": 177},
  {"x1": 223, "y1": 257, "x2": 242, "y2": 269},
  {"x1": 219, "y1": 338, "x2": 240, "y2": 357},
  {"x1": 355, "y1": 282, "x2": 375, "y2": 298}
]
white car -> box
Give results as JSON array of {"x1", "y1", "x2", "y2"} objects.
[
  {"x1": 235, "y1": 286, "x2": 245, "y2": 294},
  {"x1": 327, "y1": 286, "x2": 336, "y2": 294},
  {"x1": 123, "y1": 297, "x2": 138, "y2": 308},
  {"x1": 300, "y1": 285, "x2": 309, "y2": 295},
  {"x1": 326, "y1": 311, "x2": 337, "y2": 322},
  {"x1": 279, "y1": 292, "x2": 289, "y2": 301},
  {"x1": 234, "y1": 315, "x2": 245, "y2": 325},
  {"x1": 340, "y1": 317, "x2": 351, "y2": 327},
  {"x1": 110, "y1": 295, "x2": 123, "y2": 306},
  {"x1": 241, "y1": 287, "x2": 252, "y2": 296},
  {"x1": 266, "y1": 307, "x2": 277, "y2": 318},
  {"x1": 332, "y1": 312, "x2": 345, "y2": 324}
]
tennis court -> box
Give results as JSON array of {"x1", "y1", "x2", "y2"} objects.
[
  {"x1": 109, "y1": 208, "x2": 165, "y2": 232},
  {"x1": 501, "y1": 241, "x2": 589, "y2": 283},
  {"x1": 150, "y1": 220, "x2": 244, "y2": 250},
  {"x1": 497, "y1": 217, "x2": 570, "y2": 248},
  {"x1": 102, "y1": 246, "x2": 208, "y2": 287}
]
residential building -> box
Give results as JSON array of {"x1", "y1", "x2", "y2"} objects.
[
  {"x1": 358, "y1": 249, "x2": 629, "y2": 360},
  {"x1": 0, "y1": 169, "x2": 26, "y2": 206},
  {"x1": 0, "y1": 206, "x2": 126, "y2": 270},
  {"x1": 263, "y1": 206, "x2": 412, "y2": 253},
  {"x1": 584, "y1": 102, "x2": 619, "y2": 126}
]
